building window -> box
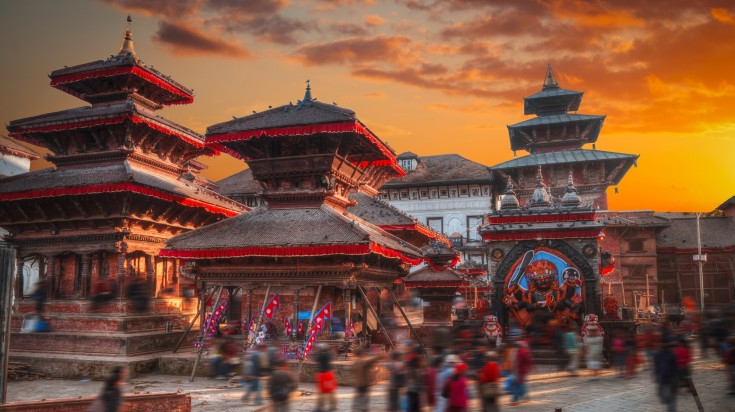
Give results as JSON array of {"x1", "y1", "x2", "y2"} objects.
[
  {"x1": 400, "y1": 191, "x2": 409, "y2": 199},
  {"x1": 427, "y1": 217, "x2": 443, "y2": 234},
  {"x1": 467, "y1": 216, "x2": 483, "y2": 241},
  {"x1": 420, "y1": 190, "x2": 428, "y2": 199},
  {"x1": 400, "y1": 159, "x2": 413, "y2": 170},
  {"x1": 439, "y1": 189, "x2": 448, "y2": 198},
  {"x1": 468, "y1": 254, "x2": 484, "y2": 264},
  {"x1": 627, "y1": 239, "x2": 645, "y2": 252}
]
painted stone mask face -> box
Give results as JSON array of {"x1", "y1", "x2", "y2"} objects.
[{"x1": 525, "y1": 260, "x2": 557, "y2": 290}]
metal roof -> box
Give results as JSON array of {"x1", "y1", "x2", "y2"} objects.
[
  {"x1": 509, "y1": 114, "x2": 604, "y2": 129},
  {"x1": 491, "y1": 149, "x2": 638, "y2": 170}
]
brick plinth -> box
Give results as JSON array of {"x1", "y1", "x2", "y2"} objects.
[{"x1": 0, "y1": 392, "x2": 190, "y2": 412}]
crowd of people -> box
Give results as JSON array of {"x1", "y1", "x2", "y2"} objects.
[{"x1": 83, "y1": 307, "x2": 735, "y2": 412}]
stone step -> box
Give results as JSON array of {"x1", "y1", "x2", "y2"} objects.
[
  {"x1": 11, "y1": 312, "x2": 195, "y2": 333},
  {"x1": 9, "y1": 350, "x2": 164, "y2": 379},
  {"x1": 10, "y1": 330, "x2": 196, "y2": 356},
  {"x1": 14, "y1": 297, "x2": 197, "y2": 316}
]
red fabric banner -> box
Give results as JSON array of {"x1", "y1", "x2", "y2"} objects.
[
  {"x1": 481, "y1": 229, "x2": 600, "y2": 241},
  {"x1": 285, "y1": 317, "x2": 293, "y2": 336},
  {"x1": 487, "y1": 212, "x2": 596, "y2": 225},
  {"x1": 0, "y1": 182, "x2": 240, "y2": 217},
  {"x1": 405, "y1": 281, "x2": 469, "y2": 288},
  {"x1": 160, "y1": 242, "x2": 422, "y2": 265},
  {"x1": 263, "y1": 292, "x2": 280, "y2": 320},
  {"x1": 50, "y1": 66, "x2": 193, "y2": 105},
  {"x1": 9, "y1": 115, "x2": 205, "y2": 148}
]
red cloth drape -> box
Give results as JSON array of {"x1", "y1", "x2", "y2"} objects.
[
  {"x1": 159, "y1": 242, "x2": 422, "y2": 265},
  {"x1": 50, "y1": 66, "x2": 193, "y2": 105},
  {"x1": 0, "y1": 183, "x2": 240, "y2": 216},
  {"x1": 481, "y1": 229, "x2": 600, "y2": 241},
  {"x1": 487, "y1": 212, "x2": 596, "y2": 225},
  {"x1": 206, "y1": 121, "x2": 404, "y2": 177}
]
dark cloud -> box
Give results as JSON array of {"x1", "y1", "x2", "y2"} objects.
[
  {"x1": 329, "y1": 22, "x2": 369, "y2": 36},
  {"x1": 97, "y1": 0, "x2": 201, "y2": 17},
  {"x1": 153, "y1": 20, "x2": 251, "y2": 57},
  {"x1": 216, "y1": 14, "x2": 312, "y2": 45},
  {"x1": 294, "y1": 36, "x2": 415, "y2": 66},
  {"x1": 205, "y1": 0, "x2": 286, "y2": 15}
]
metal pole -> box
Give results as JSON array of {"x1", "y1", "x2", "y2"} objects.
[
  {"x1": 385, "y1": 287, "x2": 427, "y2": 357},
  {"x1": 190, "y1": 285, "x2": 224, "y2": 382},
  {"x1": 696, "y1": 213, "x2": 705, "y2": 312},
  {"x1": 1, "y1": 248, "x2": 16, "y2": 404},
  {"x1": 297, "y1": 285, "x2": 322, "y2": 379},
  {"x1": 360, "y1": 287, "x2": 394, "y2": 350}
]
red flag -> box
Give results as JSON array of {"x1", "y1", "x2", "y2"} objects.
[
  {"x1": 285, "y1": 317, "x2": 293, "y2": 336},
  {"x1": 263, "y1": 292, "x2": 280, "y2": 320},
  {"x1": 345, "y1": 319, "x2": 351, "y2": 338},
  {"x1": 303, "y1": 331, "x2": 318, "y2": 360},
  {"x1": 297, "y1": 320, "x2": 303, "y2": 334}
]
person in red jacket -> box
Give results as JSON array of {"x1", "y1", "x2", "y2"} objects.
[
  {"x1": 511, "y1": 340, "x2": 533, "y2": 405},
  {"x1": 477, "y1": 351, "x2": 501, "y2": 412},
  {"x1": 673, "y1": 337, "x2": 692, "y2": 392},
  {"x1": 444, "y1": 363, "x2": 470, "y2": 412}
]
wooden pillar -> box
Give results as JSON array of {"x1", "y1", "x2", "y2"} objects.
[
  {"x1": 172, "y1": 259, "x2": 179, "y2": 296},
  {"x1": 245, "y1": 288, "x2": 253, "y2": 339},
  {"x1": 81, "y1": 253, "x2": 91, "y2": 298},
  {"x1": 14, "y1": 255, "x2": 24, "y2": 300},
  {"x1": 117, "y1": 252, "x2": 127, "y2": 299},
  {"x1": 343, "y1": 288, "x2": 351, "y2": 339},
  {"x1": 46, "y1": 255, "x2": 55, "y2": 299},
  {"x1": 292, "y1": 288, "x2": 300, "y2": 338},
  {"x1": 145, "y1": 254, "x2": 154, "y2": 298}
]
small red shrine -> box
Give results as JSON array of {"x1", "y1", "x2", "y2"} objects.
[
  {"x1": 0, "y1": 19, "x2": 245, "y2": 377},
  {"x1": 161, "y1": 82, "x2": 424, "y2": 350},
  {"x1": 480, "y1": 168, "x2": 604, "y2": 328}
]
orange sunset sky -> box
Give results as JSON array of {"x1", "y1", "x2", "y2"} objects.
[{"x1": 1, "y1": 0, "x2": 733, "y2": 212}]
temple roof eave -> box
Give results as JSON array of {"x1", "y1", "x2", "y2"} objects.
[{"x1": 490, "y1": 149, "x2": 638, "y2": 174}]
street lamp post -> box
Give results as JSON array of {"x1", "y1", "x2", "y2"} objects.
[{"x1": 694, "y1": 213, "x2": 707, "y2": 313}]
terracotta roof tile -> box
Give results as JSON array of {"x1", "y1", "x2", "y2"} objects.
[
  {"x1": 0, "y1": 162, "x2": 244, "y2": 213},
  {"x1": 216, "y1": 168, "x2": 263, "y2": 196},
  {"x1": 165, "y1": 204, "x2": 421, "y2": 257},
  {"x1": 0, "y1": 135, "x2": 39, "y2": 160},
  {"x1": 383, "y1": 154, "x2": 493, "y2": 188},
  {"x1": 207, "y1": 101, "x2": 356, "y2": 135},
  {"x1": 656, "y1": 214, "x2": 735, "y2": 250},
  {"x1": 405, "y1": 266, "x2": 469, "y2": 285}
]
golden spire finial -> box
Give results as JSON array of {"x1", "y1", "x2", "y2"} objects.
[{"x1": 119, "y1": 15, "x2": 136, "y2": 56}]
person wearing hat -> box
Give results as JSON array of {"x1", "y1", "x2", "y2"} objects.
[
  {"x1": 442, "y1": 362, "x2": 470, "y2": 412},
  {"x1": 435, "y1": 354, "x2": 458, "y2": 412},
  {"x1": 478, "y1": 351, "x2": 501, "y2": 412}
]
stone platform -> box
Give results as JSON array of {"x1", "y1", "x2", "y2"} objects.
[
  {"x1": 159, "y1": 348, "x2": 388, "y2": 386},
  {"x1": 9, "y1": 297, "x2": 198, "y2": 379}
]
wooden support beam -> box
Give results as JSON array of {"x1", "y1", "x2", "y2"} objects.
[
  {"x1": 51, "y1": 201, "x2": 70, "y2": 219},
  {"x1": 32, "y1": 202, "x2": 50, "y2": 221},
  {"x1": 71, "y1": 199, "x2": 90, "y2": 218}
]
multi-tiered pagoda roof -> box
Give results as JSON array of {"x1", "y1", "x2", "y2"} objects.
[{"x1": 162, "y1": 83, "x2": 422, "y2": 284}]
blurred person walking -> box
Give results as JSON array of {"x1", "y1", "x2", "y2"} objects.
[
  {"x1": 442, "y1": 363, "x2": 470, "y2": 412},
  {"x1": 386, "y1": 350, "x2": 406, "y2": 412},
  {"x1": 425, "y1": 356, "x2": 441, "y2": 410},
  {"x1": 673, "y1": 337, "x2": 692, "y2": 392},
  {"x1": 436, "y1": 354, "x2": 459, "y2": 412},
  {"x1": 269, "y1": 358, "x2": 298, "y2": 412},
  {"x1": 351, "y1": 347, "x2": 383, "y2": 412},
  {"x1": 584, "y1": 326, "x2": 603, "y2": 378},
  {"x1": 653, "y1": 341, "x2": 679, "y2": 412},
  {"x1": 87, "y1": 365, "x2": 126, "y2": 412},
  {"x1": 315, "y1": 343, "x2": 337, "y2": 412},
  {"x1": 241, "y1": 345, "x2": 267, "y2": 406},
  {"x1": 477, "y1": 351, "x2": 501, "y2": 412},
  {"x1": 405, "y1": 353, "x2": 426, "y2": 412},
  {"x1": 563, "y1": 324, "x2": 580, "y2": 376},
  {"x1": 509, "y1": 340, "x2": 533, "y2": 405}
]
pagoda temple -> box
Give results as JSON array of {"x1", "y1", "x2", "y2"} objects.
[
  {"x1": 161, "y1": 82, "x2": 424, "y2": 353},
  {"x1": 491, "y1": 65, "x2": 638, "y2": 209},
  {"x1": 0, "y1": 19, "x2": 245, "y2": 377}
]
